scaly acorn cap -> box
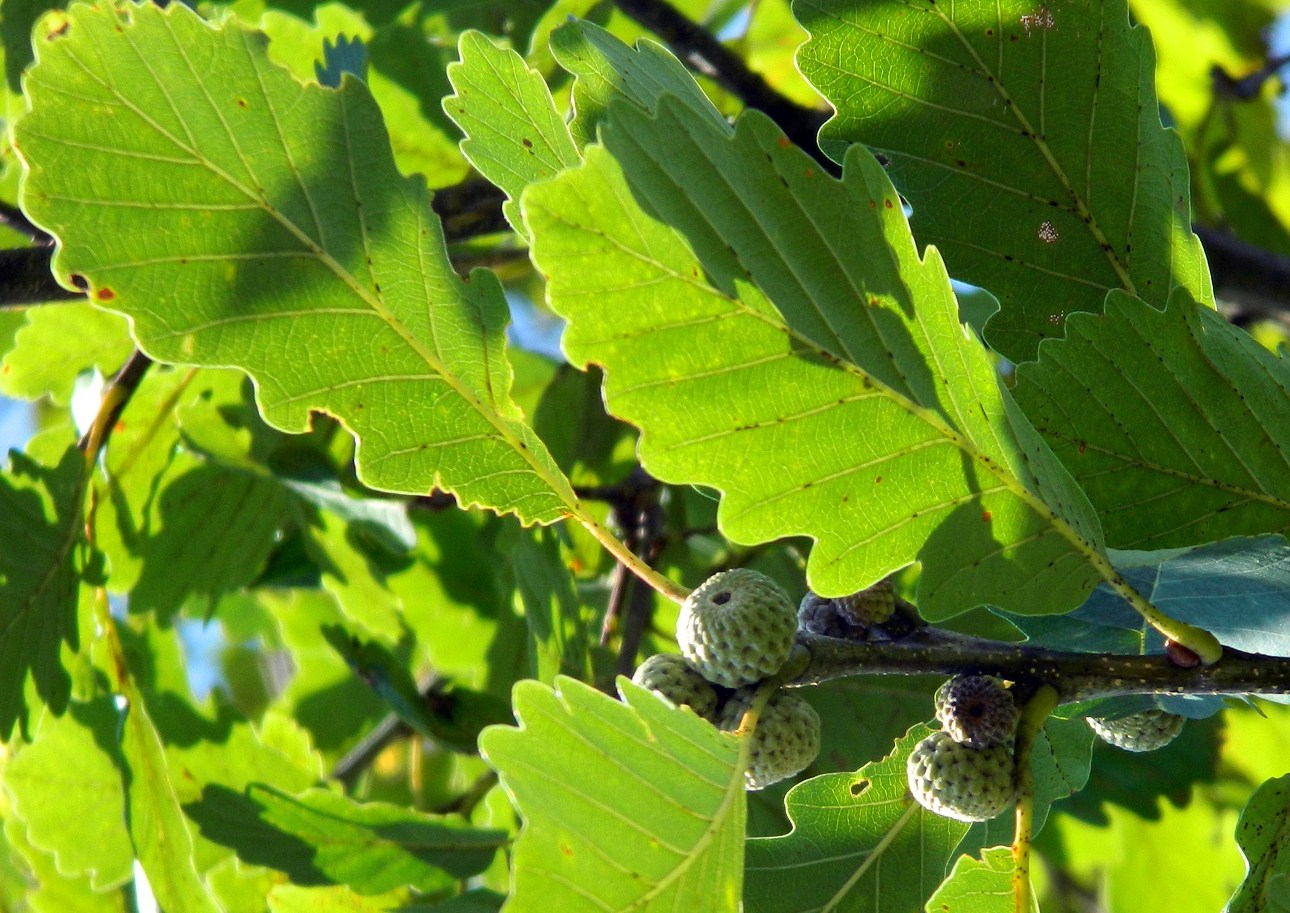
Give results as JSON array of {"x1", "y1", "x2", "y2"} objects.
[
  {"x1": 934, "y1": 675, "x2": 1019, "y2": 748},
  {"x1": 907, "y1": 730, "x2": 1016, "y2": 822},
  {"x1": 1088, "y1": 709, "x2": 1185, "y2": 752},
  {"x1": 718, "y1": 689, "x2": 821, "y2": 790},
  {"x1": 631, "y1": 653, "x2": 719, "y2": 720},
  {"x1": 677, "y1": 569, "x2": 796, "y2": 688},
  {"x1": 835, "y1": 579, "x2": 897, "y2": 626}
]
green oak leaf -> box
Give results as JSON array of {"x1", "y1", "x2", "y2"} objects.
[
  {"x1": 744, "y1": 724, "x2": 970, "y2": 913},
  {"x1": 550, "y1": 19, "x2": 725, "y2": 149},
  {"x1": 480, "y1": 677, "x2": 746, "y2": 912},
  {"x1": 1014, "y1": 290, "x2": 1290, "y2": 549},
  {"x1": 925, "y1": 846, "x2": 1023, "y2": 913},
  {"x1": 0, "y1": 443, "x2": 85, "y2": 739},
  {"x1": 15, "y1": 1, "x2": 576, "y2": 524},
  {"x1": 2, "y1": 699, "x2": 132, "y2": 890},
  {"x1": 443, "y1": 30, "x2": 579, "y2": 236},
  {"x1": 1225, "y1": 773, "x2": 1290, "y2": 913},
  {"x1": 524, "y1": 93, "x2": 1115, "y2": 619},
  {"x1": 0, "y1": 303, "x2": 131, "y2": 404},
  {"x1": 793, "y1": 0, "x2": 1210, "y2": 362},
  {"x1": 186, "y1": 784, "x2": 505, "y2": 895}
]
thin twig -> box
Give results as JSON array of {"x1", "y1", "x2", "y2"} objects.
[
  {"x1": 78, "y1": 349, "x2": 154, "y2": 460},
  {"x1": 0, "y1": 247, "x2": 82, "y2": 307},
  {"x1": 1211, "y1": 54, "x2": 1290, "y2": 101},
  {"x1": 1011, "y1": 685, "x2": 1057, "y2": 913}
]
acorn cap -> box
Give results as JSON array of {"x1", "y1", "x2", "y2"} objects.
[
  {"x1": 677, "y1": 569, "x2": 796, "y2": 688},
  {"x1": 934, "y1": 675, "x2": 1019, "y2": 748}
]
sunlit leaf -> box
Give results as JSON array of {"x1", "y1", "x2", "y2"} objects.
[
  {"x1": 16, "y1": 1, "x2": 576, "y2": 523},
  {"x1": 2, "y1": 699, "x2": 131, "y2": 890},
  {"x1": 481, "y1": 677, "x2": 745, "y2": 912},
  {"x1": 525, "y1": 90, "x2": 1114, "y2": 619},
  {"x1": 444, "y1": 30, "x2": 579, "y2": 236},
  {"x1": 925, "y1": 846, "x2": 1021, "y2": 913},
  {"x1": 793, "y1": 0, "x2": 1210, "y2": 362},
  {"x1": 0, "y1": 303, "x2": 131, "y2": 404}
]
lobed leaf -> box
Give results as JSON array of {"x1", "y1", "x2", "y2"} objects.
[
  {"x1": 744, "y1": 724, "x2": 969, "y2": 913},
  {"x1": 1014, "y1": 290, "x2": 1290, "y2": 549},
  {"x1": 15, "y1": 1, "x2": 576, "y2": 524},
  {"x1": 480, "y1": 677, "x2": 746, "y2": 913},
  {"x1": 1228, "y1": 776, "x2": 1290, "y2": 912},
  {"x1": 443, "y1": 30, "x2": 579, "y2": 236},
  {"x1": 550, "y1": 20, "x2": 726, "y2": 149},
  {"x1": 924, "y1": 847, "x2": 1020, "y2": 913},
  {"x1": 2, "y1": 699, "x2": 132, "y2": 890},
  {"x1": 793, "y1": 0, "x2": 1210, "y2": 362},
  {"x1": 525, "y1": 91, "x2": 1113, "y2": 618}
]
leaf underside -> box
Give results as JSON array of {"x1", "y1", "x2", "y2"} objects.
[
  {"x1": 1015, "y1": 290, "x2": 1290, "y2": 550},
  {"x1": 480, "y1": 678, "x2": 746, "y2": 912},
  {"x1": 793, "y1": 0, "x2": 1210, "y2": 363},
  {"x1": 15, "y1": 1, "x2": 574, "y2": 524},
  {"x1": 526, "y1": 88, "x2": 1110, "y2": 619}
]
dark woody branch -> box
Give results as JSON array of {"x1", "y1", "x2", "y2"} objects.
[{"x1": 793, "y1": 627, "x2": 1290, "y2": 705}]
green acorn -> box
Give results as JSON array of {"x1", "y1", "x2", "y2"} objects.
[
  {"x1": 631, "y1": 653, "x2": 719, "y2": 720},
  {"x1": 677, "y1": 569, "x2": 796, "y2": 688},
  {"x1": 1088, "y1": 709, "x2": 1185, "y2": 752},
  {"x1": 718, "y1": 689, "x2": 821, "y2": 790},
  {"x1": 907, "y1": 730, "x2": 1016, "y2": 822},
  {"x1": 934, "y1": 675, "x2": 1019, "y2": 748}
]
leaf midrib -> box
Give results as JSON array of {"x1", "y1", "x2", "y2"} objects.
[{"x1": 47, "y1": 8, "x2": 576, "y2": 514}]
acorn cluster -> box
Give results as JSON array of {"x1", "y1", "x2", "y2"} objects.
[
  {"x1": 908, "y1": 675, "x2": 1019, "y2": 822},
  {"x1": 633, "y1": 568, "x2": 820, "y2": 790}
]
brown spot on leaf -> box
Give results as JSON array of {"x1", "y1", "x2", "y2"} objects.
[{"x1": 96, "y1": 287, "x2": 116, "y2": 302}]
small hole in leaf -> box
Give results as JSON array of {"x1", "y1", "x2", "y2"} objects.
[{"x1": 850, "y1": 779, "x2": 870, "y2": 797}]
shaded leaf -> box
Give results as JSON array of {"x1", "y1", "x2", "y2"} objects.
[
  {"x1": 1007, "y1": 535, "x2": 1290, "y2": 660},
  {"x1": 550, "y1": 20, "x2": 725, "y2": 148},
  {"x1": 187, "y1": 784, "x2": 505, "y2": 895},
  {"x1": 1014, "y1": 291, "x2": 1290, "y2": 549},
  {"x1": 16, "y1": 1, "x2": 576, "y2": 523},
  {"x1": 512, "y1": 526, "x2": 592, "y2": 684},
  {"x1": 744, "y1": 724, "x2": 969, "y2": 913},
  {"x1": 793, "y1": 0, "x2": 1210, "y2": 362},
  {"x1": 525, "y1": 90, "x2": 1113, "y2": 619},
  {"x1": 443, "y1": 30, "x2": 579, "y2": 236},
  {"x1": 1229, "y1": 773, "x2": 1290, "y2": 913},
  {"x1": 0, "y1": 444, "x2": 84, "y2": 739},
  {"x1": 480, "y1": 677, "x2": 745, "y2": 912},
  {"x1": 116, "y1": 655, "x2": 221, "y2": 912}
]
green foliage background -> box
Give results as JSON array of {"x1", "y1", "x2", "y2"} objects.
[{"x1": 0, "y1": 0, "x2": 1288, "y2": 911}]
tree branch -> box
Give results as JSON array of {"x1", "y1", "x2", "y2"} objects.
[{"x1": 792, "y1": 628, "x2": 1290, "y2": 704}]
